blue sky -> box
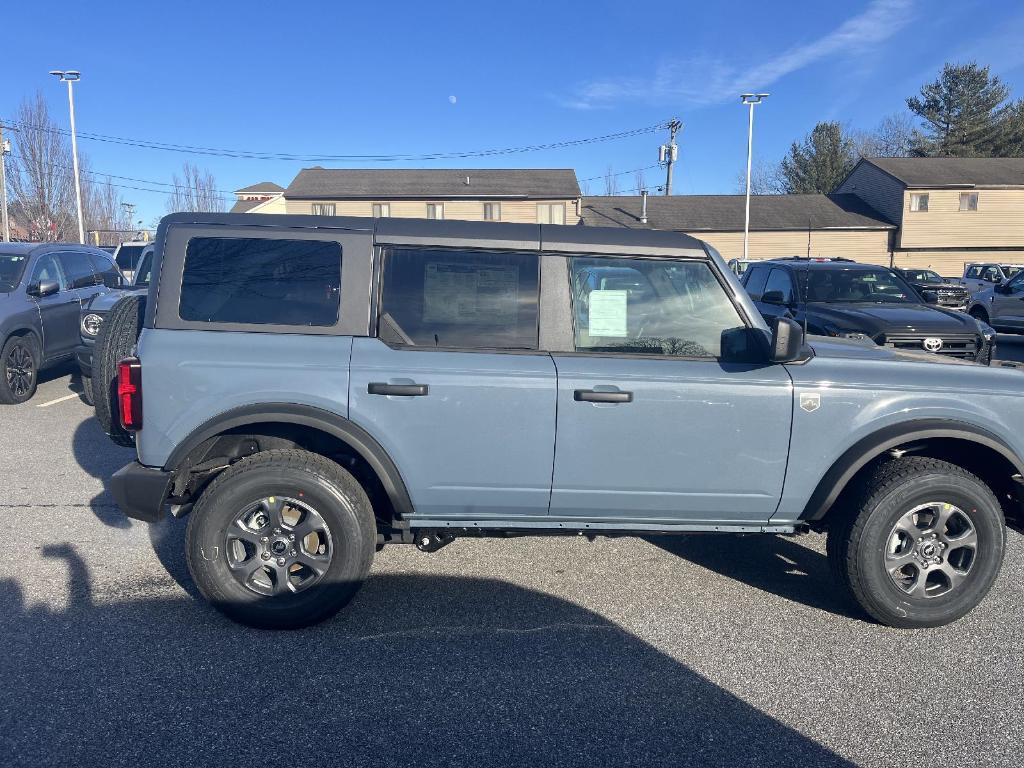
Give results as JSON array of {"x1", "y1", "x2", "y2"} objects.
[{"x1": 3, "y1": 0, "x2": 1023, "y2": 223}]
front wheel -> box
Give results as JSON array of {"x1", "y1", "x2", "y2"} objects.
[
  {"x1": 0, "y1": 335, "x2": 39, "y2": 405},
  {"x1": 828, "y1": 456, "x2": 1005, "y2": 628},
  {"x1": 185, "y1": 449, "x2": 376, "y2": 629}
]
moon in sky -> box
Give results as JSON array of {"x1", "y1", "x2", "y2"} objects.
[{"x1": 448, "y1": 95, "x2": 457, "y2": 105}]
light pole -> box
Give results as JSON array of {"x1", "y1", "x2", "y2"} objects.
[
  {"x1": 49, "y1": 70, "x2": 85, "y2": 244},
  {"x1": 740, "y1": 93, "x2": 769, "y2": 262}
]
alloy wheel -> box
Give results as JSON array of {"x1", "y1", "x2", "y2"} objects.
[
  {"x1": 885, "y1": 502, "x2": 978, "y2": 599},
  {"x1": 5, "y1": 344, "x2": 35, "y2": 398}
]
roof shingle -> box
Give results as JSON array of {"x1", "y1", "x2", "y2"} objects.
[
  {"x1": 863, "y1": 157, "x2": 1024, "y2": 187},
  {"x1": 580, "y1": 194, "x2": 895, "y2": 231},
  {"x1": 284, "y1": 168, "x2": 581, "y2": 199},
  {"x1": 234, "y1": 181, "x2": 284, "y2": 194}
]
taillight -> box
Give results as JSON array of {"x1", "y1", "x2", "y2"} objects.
[{"x1": 117, "y1": 357, "x2": 143, "y2": 431}]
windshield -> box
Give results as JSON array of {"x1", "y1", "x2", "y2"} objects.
[
  {"x1": 115, "y1": 245, "x2": 146, "y2": 271},
  {"x1": 0, "y1": 253, "x2": 29, "y2": 291},
  {"x1": 905, "y1": 269, "x2": 943, "y2": 283},
  {"x1": 1002, "y1": 266, "x2": 1023, "y2": 279},
  {"x1": 803, "y1": 268, "x2": 916, "y2": 304},
  {"x1": 134, "y1": 251, "x2": 153, "y2": 287}
]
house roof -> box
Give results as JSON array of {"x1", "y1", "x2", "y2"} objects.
[
  {"x1": 862, "y1": 157, "x2": 1024, "y2": 188},
  {"x1": 234, "y1": 181, "x2": 284, "y2": 195},
  {"x1": 579, "y1": 194, "x2": 895, "y2": 232},
  {"x1": 229, "y1": 198, "x2": 265, "y2": 214},
  {"x1": 284, "y1": 168, "x2": 581, "y2": 199}
]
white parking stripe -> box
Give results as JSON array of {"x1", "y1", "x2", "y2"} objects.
[{"x1": 36, "y1": 393, "x2": 81, "y2": 408}]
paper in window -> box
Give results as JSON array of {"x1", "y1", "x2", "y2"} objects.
[{"x1": 588, "y1": 289, "x2": 628, "y2": 337}]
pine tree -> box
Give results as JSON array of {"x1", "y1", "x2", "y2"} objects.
[{"x1": 779, "y1": 122, "x2": 857, "y2": 194}]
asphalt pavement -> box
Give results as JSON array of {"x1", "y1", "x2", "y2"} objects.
[{"x1": 1, "y1": 348, "x2": 1023, "y2": 768}]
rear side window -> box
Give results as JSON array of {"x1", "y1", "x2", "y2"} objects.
[
  {"x1": 87, "y1": 252, "x2": 122, "y2": 288},
  {"x1": 763, "y1": 268, "x2": 796, "y2": 304},
  {"x1": 115, "y1": 245, "x2": 146, "y2": 272},
  {"x1": 743, "y1": 264, "x2": 770, "y2": 300},
  {"x1": 380, "y1": 248, "x2": 539, "y2": 349},
  {"x1": 179, "y1": 237, "x2": 342, "y2": 326},
  {"x1": 58, "y1": 251, "x2": 99, "y2": 289}
]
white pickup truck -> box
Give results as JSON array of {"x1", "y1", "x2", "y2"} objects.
[{"x1": 960, "y1": 262, "x2": 1024, "y2": 294}]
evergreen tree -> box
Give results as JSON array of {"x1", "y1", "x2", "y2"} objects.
[{"x1": 779, "y1": 122, "x2": 857, "y2": 194}]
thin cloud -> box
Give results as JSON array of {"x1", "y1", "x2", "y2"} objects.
[{"x1": 562, "y1": 0, "x2": 914, "y2": 109}]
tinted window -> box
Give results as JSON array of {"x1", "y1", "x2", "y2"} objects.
[
  {"x1": 30, "y1": 254, "x2": 65, "y2": 291},
  {"x1": 763, "y1": 268, "x2": 795, "y2": 304},
  {"x1": 804, "y1": 268, "x2": 915, "y2": 304},
  {"x1": 179, "y1": 237, "x2": 341, "y2": 326},
  {"x1": 380, "y1": 248, "x2": 539, "y2": 349},
  {"x1": 743, "y1": 264, "x2": 770, "y2": 299},
  {"x1": 0, "y1": 253, "x2": 29, "y2": 291},
  {"x1": 115, "y1": 245, "x2": 146, "y2": 271},
  {"x1": 570, "y1": 257, "x2": 745, "y2": 358},
  {"x1": 87, "y1": 252, "x2": 122, "y2": 288},
  {"x1": 59, "y1": 251, "x2": 99, "y2": 289}
]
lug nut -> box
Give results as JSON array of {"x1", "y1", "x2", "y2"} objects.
[
  {"x1": 277, "y1": 557, "x2": 286, "y2": 566},
  {"x1": 273, "y1": 528, "x2": 281, "y2": 535},
  {"x1": 289, "y1": 534, "x2": 295, "y2": 541},
  {"x1": 261, "y1": 536, "x2": 269, "y2": 543},
  {"x1": 290, "y1": 549, "x2": 296, "y2": 557},
  {"x1": 261, "y1": 552, "x2": 271, "y2": 560}
]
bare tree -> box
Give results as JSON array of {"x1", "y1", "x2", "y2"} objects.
[
  {"x1": 5, "y1": 91, "x2": 78, "y2": 241},
  {"x1": 855, "y1": 113, "x2": 917, "y2": 158},
  {"x1": 166, "y1": 162, "x2": 225, "y2": 213},
  {"x1": 603, "y1": 166, "x2": 619, "y2": 196},
  {"x1": 633, "y1": 169, "x2": 647, "y2": 194},
  {"x1": 82, "y1": 169, "x2": 132, "y2": 245},
  {"x1": 734, "y1": 159, "x2": 785, "y2": 195}
]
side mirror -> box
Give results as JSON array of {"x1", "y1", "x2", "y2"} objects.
[
  {"x1": 770, "y1": 317, "x2": 806, "y2": 363},
  {"x1": 27, "y1": 280, "x2": 60, "y2": 298},
  {"x1": 994, "y1": 281, "x2": 1011, "y2": 294},
  {"x1": 921, "y1": 290, "x2": 939, "y2": 304},
  {"x1": 762, "y1": 290, "x2": 790, "y2": 306}
]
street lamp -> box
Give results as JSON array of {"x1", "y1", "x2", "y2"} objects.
[
  {"x1": 740, "y1": 92, "x2": 769, "y2": 262},
  {"x1": 49, "y1": 70, "x2": 85, "y2": 244}
]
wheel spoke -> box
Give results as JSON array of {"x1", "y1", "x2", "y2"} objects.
[
  {"x1": 295, "y1": 551, "x2": 329, "y2": 575},
  {"x1": 271, "y1": 564, "x2": 294, "y2": 595},
  {"x1": 929, "y1": 504, "x2": 955, "y2": 535},
  {"x1": 229, "y1": 521, "x2": 264, "y2": 546},
  {"x1": 907, "y1": 567, "x2": 929, "y2": 598},
  {"x1": 937, "y1": 562, "x2": 965, "y2": 591},
  {"x1": 944, "y1": 528, "x2": 977, "y2": 551},
  {"x1": 292, "y1": 508, "x2": 328, "y2": 539},
  {"x1": 885, "y1": 549, "x2": 918, "y2": 571},
  {"x1": 230, "y1": 557, "x2": 266, "y2": 584}
]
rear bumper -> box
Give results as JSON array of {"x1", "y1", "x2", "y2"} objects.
[{"x1": 108, "y1": 461, "x2": 170, "y2": 523}]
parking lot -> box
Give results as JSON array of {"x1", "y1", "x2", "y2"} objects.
[{"x1": 1, "y1": 339, "x2": 1023, "y2": 768}]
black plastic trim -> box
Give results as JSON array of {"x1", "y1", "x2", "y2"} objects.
[
  {"x1": 108, "y1": 461, "x2": 172, "y2": 523},
  {"x1": 801, "y1": 418, "x2": 1024, "y2": 520},
  {"x1": 163, "y1": 403, "x2": 415, "y2": 518},
  {"x1": 368, "y1": 382, "x2": 428, "y2": 397}
]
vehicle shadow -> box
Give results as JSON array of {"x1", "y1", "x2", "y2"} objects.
[
  {"x1": 2, "y1": 543, "x2": 854, "y2": 768},
  {"x1": 70, "y1": 417, "x2": 135, "y2": 529},
  {"x1": 647, "y1": 534, "x2": 862, "y2": 621}
]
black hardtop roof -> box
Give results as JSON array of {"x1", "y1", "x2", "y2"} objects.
[
  {"x1": 757, "y1": 258, "x2": 893, "y2": 271},
  {"x1": 157, "y1": 212, "x2": 710, "y2": 256}
]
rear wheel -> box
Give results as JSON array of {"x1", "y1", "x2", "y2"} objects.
[
  {"x1": 0, "y1": 335, "x2": 39, "y2": 405},
  {"x1": 828, "y1": 457, "x2": 1005, "y2": 628},
  {"x1": 80, "y1": 374, "x2": 94, "y2": 406},
  {"x1": 93, "y1": 295, "x2": 145, "y2": 446},
  {"x1": 185, "y1": 449, "x2": 376, "y2": 629},
  {"x1": 969, "y1": 306, "x2": 990, "y2": 325}
]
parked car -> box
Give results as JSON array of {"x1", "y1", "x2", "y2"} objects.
[
  {"x1": 111, "y1": 240, "x2": 150, "y2": 283},
  {"x1": 742, "y1": 258, "x2": 995, "y2": 363},
  {"x1": 893, "y1": 268, "x2": 969, "y2": 311},
  {"x1": 968, "y1": 269, "x2": 1024, "y2": 332},
  {"x1": 97, "y1": 213, "x2": 1022, "y2": 631},
  {"x1": 77, "y1": 244, "x2": 153, "y2": 406},
  {"x1": 0, "y1": 243, "x2": 121, "y2": 404},
  {"x1": 959, "y1": 263, "x2": 1024, "y2": 295}
]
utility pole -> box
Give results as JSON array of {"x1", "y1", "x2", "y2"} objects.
[
  {"x1": 0, "y1": 122, "x2": 10, "y2": 242},
  {"x1": 659, "y1": 119, "x2": 682, "y2": 196},
  {"x1": 740, "y1": 93, "x2": 769, "y2": 261},
  {"x1": 50, "y1": 70, "x2": 85, "y2": 244},
  {"x1": 121, "y1": 202, "x2": 136, "y2": 239}
]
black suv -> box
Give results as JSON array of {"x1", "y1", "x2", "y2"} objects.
[
  {"x1": 894, "y1": 268, "x2": 969, "y2": 312},
  {"x1": 742, "y1": 258, "x2": 994, "y2": 362}
]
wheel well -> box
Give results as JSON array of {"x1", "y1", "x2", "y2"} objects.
[
  {"x1": 820, "y1": 437, "x2": 1022, "y2": 529},
  {"x1": 170, "y1": 421, "x2": 401, "y2": 531},
  {"x1": 4, "y1": 328, "x2": 40, "y2": 350},
  {"x1": 969, "y1": 306, "x2": 989, "y2": 322}
]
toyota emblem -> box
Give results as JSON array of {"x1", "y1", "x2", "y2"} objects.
[{"x1": 923, "y1": 337, "x2": 944, "y2": 352}]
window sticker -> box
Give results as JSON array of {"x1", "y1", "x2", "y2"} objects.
[
  {"x1": 422, "y1": 262, "x2": 518, "y2": 325},
  {"x1": 588, "y1": 289, "x2": 628, "y2": 337}
]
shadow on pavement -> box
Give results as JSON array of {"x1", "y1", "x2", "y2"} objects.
[
  {"x1": 648, "y1": 534, "x2": 862, "y2": 621},
  {"x1": 1, "y1": 544, "x2": 854, "y2": 768},
  {"x1": 71, "y1": 417, "x2": 135, "y2": 529}
]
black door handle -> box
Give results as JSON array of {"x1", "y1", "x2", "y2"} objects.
[
  {"x1": 574, "y1": 389, "x2": 632, "y2": 403},
  {"x1": 368, "y1": 382, "x2": 428, "y2": 397}
]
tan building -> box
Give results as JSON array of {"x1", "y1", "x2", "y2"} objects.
[
  {"x1": 836, "y1": 157, "x2": 1024, "y2": 275},
  {"x1": 279, "y1": 168, "x2": 581, "y2": 224},
  {"x1": 230, "y1": 182, "x2": 286, "y2": 214},
  {"x1": 580, "y1": 193, "x2": 895, "y2": 262}
]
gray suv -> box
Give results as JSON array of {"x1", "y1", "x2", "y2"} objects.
[
  {"x1": 968, "y1": 269, "x2": 1024, "y2": 332},
  {"x1": 0, "y1": 242, "x2": 121, "y2": 404},
  {"x1": 101, "y1": 213, "x2": 1023, "y2": 630}
]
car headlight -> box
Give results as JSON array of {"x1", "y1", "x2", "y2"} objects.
[{"x1": 81, "y1": 313, "x2": 104, "y2": 337}]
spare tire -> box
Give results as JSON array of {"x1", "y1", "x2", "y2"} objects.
[{"x1": 94, "y1": 295, "x2": 146, "y2": 447}]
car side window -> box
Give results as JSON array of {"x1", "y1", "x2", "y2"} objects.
[
  {"x1": 1007, "y1": 271, "x2": 1024, "y2": 292},
  {"x1": 379, "y1": 248, "x2": 539, "y2": 350},
  {"x1": 966, "y1": 266, "x2": 982, "y2": 279},
  {"x1": 982, "y1": 267, "x2": 1000, "y2": 282},
  {"x1": 179, "y1": 237, "x2": 342, "y2": 326},
  {"x1": 763, "y1": 268, "x2": 796, "y2": 304},
  {"x1": 58, "y1": 251, "x2": 99, "y2": 290},
  {"x1": 29, "y1": 254, "x2": 66, "y2": 292},
  {"x1": 569, "y1": 256, "x2": 747, "y2": 359},
  {"x1": 743, "y1": 264, "x2": 769, "y2": 300},
  {"x1": 87, "y1": 252, "x2": 122, "y2": 288}
]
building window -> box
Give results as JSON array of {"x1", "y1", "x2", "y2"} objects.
[
  {"x1": 959, "y1": 192, "x2": 979, "y2": 211},
  {"x1": 426, "y1": 203, "x2": 444, "y2": 220},
  {"x1": 910, "y1": 193, "x2": 929, "y2": 212},
  {"x1": 311, "y1": 203, "x2": 336, "y2": 216},
  {"x1": 483, "y1": 202, "x2": 501, "y2": 221},
  {"x1": 372, "y1": 203, "x2": 390, "y2": 218},
  {"x1": 537, "y1": 203, "x2": 565, "y2": 225}
]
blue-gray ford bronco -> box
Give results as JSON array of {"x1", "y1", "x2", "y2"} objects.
[{"x1": 99, "y1": 212, "x2": 1024, "y2": 629}]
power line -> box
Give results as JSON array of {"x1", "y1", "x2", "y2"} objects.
[
  {"x1": 577, "y1": 164, "x2": 660, "y2": 183},
  {"x1": 0, "y1": 118, "x2": 668, "y2": 162}
]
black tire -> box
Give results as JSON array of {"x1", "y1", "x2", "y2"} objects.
[
  {"x1": 828, "y1": 456, "x2": 1005, "y2": 628},
  {"x1": 0, "y1": 334, "x2": 39, "y2": 405},
  {"x1": 968, "y1": 306, "x2": 990, "y2": 325},
  {"x1": 80, "y1": 374, "x2": 94, "y2": 406},
  {"x1": 185, "y1": 449, "x2": 376, "y2": 629},
  {"x1": 93, "y1": 295, "x2": 145, "y2": 446}
]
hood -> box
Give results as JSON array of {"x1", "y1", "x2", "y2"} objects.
[
  {"x1": 85, "y1": 286, "x2": 147, "y2": 312},
  {"x1": 914, "y1": 280, "x2": 966, "y2": 291},
  {"x1": 807, "y1": 302, "x2": 977, "y2": 338},
  {"x1": 806, "y1": 335, "x2": 975, "y2": 366}
]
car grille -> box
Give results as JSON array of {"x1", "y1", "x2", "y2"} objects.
[
  {"x1": 883, "y1": 333, "x2": 978, "y2": 359},
  {"x1": 934, "y1": 287, "x2": 969, "y2": 307}
]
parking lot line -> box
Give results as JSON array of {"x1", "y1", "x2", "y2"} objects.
[{"x1": 36, "y1": 393, "x2": 81, "y2": 408}]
